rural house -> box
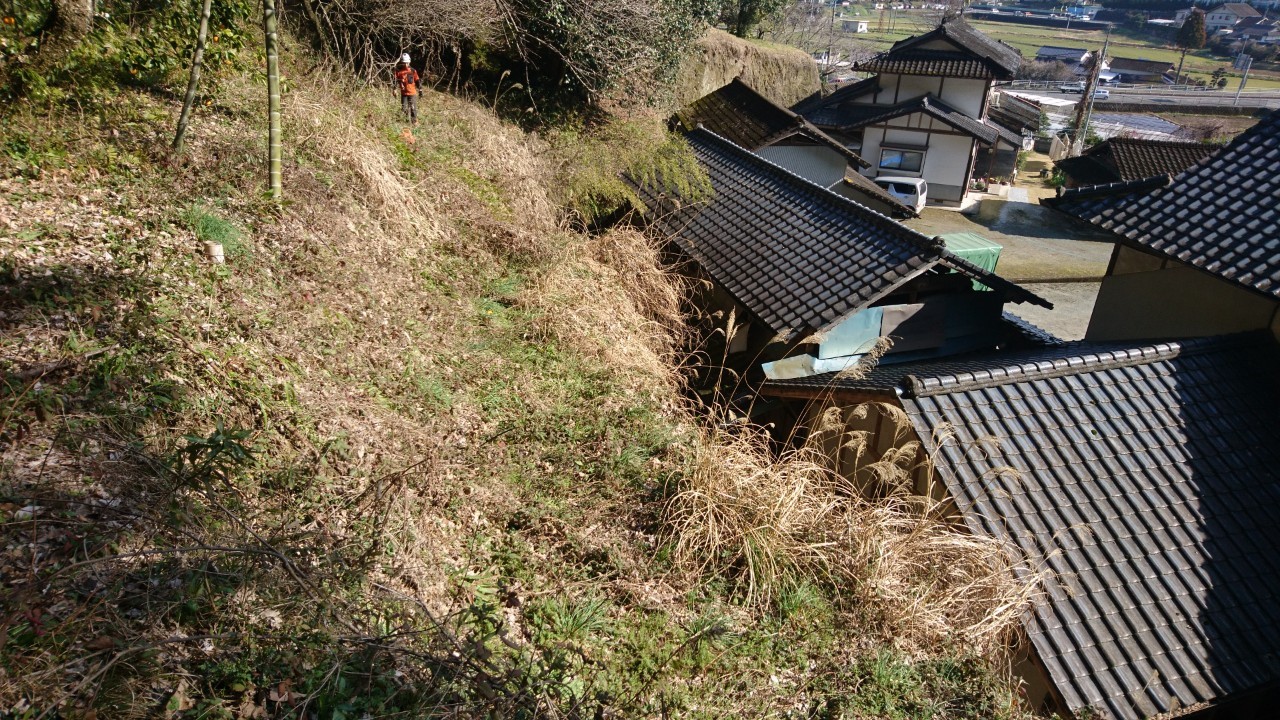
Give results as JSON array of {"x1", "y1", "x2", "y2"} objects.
[
  {"x1": 1192, "y1": 2, "x2": 1262, "y2": 32},
  {"x1": 674, "y1": 78, "x2": 916, "y2": 217},
  {"x1": 628, "y1": 127, "x2": 1050, "y2": 382},
  {"x1": 1107, "y1": 57, "x2": 1176, "y2": 83},
  {"x1": 1045, "y1": 110, "x2": 1280, "y2": 341},
  {"x1": 761, "y1": 332, "x2": 1280, "y2": 720},
  {"x1": 1034, "y1": 45, "x2": 1091, "y2": 66},
  {"x1": 1229, "y1": 16, "x2": 1280, "y2": 42},
  {"x1": 793, "y1": 18, "x2": 1024, "y2": 204},
  {"x1": 1053, "y1": 137, "x2": 1218, "y2": 188}
]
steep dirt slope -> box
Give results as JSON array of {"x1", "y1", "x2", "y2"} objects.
[
  {"x1": 675, "y1": 27, "x2": 821, "y2": 108},
  {"x1": 1, "y1": 39, "x2": 1034, "y2": 720}
]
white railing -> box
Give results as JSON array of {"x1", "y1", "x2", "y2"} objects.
[{"x1": 999, "y1": 80, "x2": 1276, "y2": 94}]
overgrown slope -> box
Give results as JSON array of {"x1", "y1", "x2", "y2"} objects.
[
  {"x1": 3, "y1": 29, "x2": 1035, "y2": 720},
  {"x1": 675, "y1": 27, "x2": 821, "y2": 108}
]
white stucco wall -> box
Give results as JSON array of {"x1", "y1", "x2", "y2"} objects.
[
  {"x1": 755, "y1": 145, "x2": 848, "y2": 187},
  {"x1": 893, "y1": 74, "x2": 944, "y2": 103},
  {"x1": 877, "y1": 74, "x2": 990, "y2": 118},
  {"x1": 938, "y1": 77, "x2": 989, "y2": 118},
  {"x1": 859, "y1": 116, "x2": 974, "y2": 201}
]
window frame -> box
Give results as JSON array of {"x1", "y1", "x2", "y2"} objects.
[{"x1": 878, "y1": 147, "x2": 926, "y2": 175}]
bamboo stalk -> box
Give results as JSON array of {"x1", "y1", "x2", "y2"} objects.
[
  {"x1": 172, "y1": 0, "x2": 214, "y2": 154},
  {"x1": 263, "y1": 0, "x2": 282, "y2": 202}
]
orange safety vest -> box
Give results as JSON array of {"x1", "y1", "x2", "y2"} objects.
[{"x1": 395, "y1": 67, "x2": 419, "y2": 97}]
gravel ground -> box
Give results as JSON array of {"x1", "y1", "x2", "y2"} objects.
[{"x1": 1009, "y1": 281, "x2": 1101, "y2": 341}]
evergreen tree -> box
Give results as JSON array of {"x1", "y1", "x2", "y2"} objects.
[{"x1": 1175, "y1": 9, "x2": 1206, "y2": 84}]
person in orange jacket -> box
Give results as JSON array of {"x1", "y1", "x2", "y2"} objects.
[{"x1": 395, "y1": 53, "x2": 420, "y2": 124}]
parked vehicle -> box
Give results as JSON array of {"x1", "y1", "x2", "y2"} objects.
[
  {"x1": 1059, "y1": 83, "x2": 1110, "y2": 99},
  {"x1": 873, "y1": 176, "x2": 928, "y2": 213}
]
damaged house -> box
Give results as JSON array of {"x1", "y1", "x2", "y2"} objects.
[
  {"x1": 762, "y1": 332, "x2": 1280, "y2": 719},
  {"x1": 755, "y1": 110, "x2": 1280, "y2": 720}
]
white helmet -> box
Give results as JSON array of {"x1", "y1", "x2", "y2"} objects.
[{"x1": 400, "y1": 53, "x2": 411, "y2": 64}]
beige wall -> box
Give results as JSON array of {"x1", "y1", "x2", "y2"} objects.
[
  {"x1": 1086, "y1": 245, "x2": 1280, "y2": 341},
  {"x1": 872, "y1": 73, "x2": 989, "y2": 119}
]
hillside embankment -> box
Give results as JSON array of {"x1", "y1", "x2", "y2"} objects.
[
  {"x1": 2, "y1": 22, "x2": 1035, "y2": 720},
  {"x1": 675, "y1": 27, "x2": 822, "y2": 108}
]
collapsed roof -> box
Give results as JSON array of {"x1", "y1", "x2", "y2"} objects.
[{"x1": 765, "y1": 332, "x2": 1280, "y2": 720}]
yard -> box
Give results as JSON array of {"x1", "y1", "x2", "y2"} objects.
[{"x1": 902, "y1": 180, "x2": 1114, "y2": 340}]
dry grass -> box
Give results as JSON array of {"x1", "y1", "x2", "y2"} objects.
[
  {"x1": 0, "y1": 48, "x2": 691, "y2": 715},
  {"x1": 674, "y1": 27, "x2": 822, "y2": 108},
  {"x1": 666, "y1": 405, "x2": 1041, "y2": 656},
  {"x1": 2, "y1": 36, "x2": 1038, "y2": 717}
]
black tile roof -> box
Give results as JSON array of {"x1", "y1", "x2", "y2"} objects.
[
  {"x1": 628, "y1": 128, "x2": 1049, "y2": 340},
  {"x1": 675, "y1": 78, "x2": 870, "y2": 169},
  {"x1": 1046, "y1": 111, "x2": 1280, "y2": 300},
  {"x1": 1212, "y1": 2, "x2": 1261, "y2": 16},
  {"x1": 677, "y1": 79, "x2": 916, "y2": 216},
  {"x1": 1108, "y1": 57, "x2": 1175, "y2": 75},
  {"x1": 896, "y1": 333, "x2": 1280, "y2": 720},
  {"x1": 823, "y1": 94, "x2": 1021, "y2": 146},
  {"x1": 1055, "y1": 138, "x2": 1219, "y2": 186},
  {"x1": 855, "y1": 18, "x2": 1021, "y2": 79},
  {"x1": 792, "y1": 76, "x2": 881, "y2": 128}
]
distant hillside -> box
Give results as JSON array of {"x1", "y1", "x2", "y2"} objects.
[{"x1": 676, "y1": 27, "x2": 821, "y2": 109}]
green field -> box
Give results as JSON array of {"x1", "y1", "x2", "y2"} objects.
[{"x1": 837, "y1": 12, "x2": 1280, "y2": 89}]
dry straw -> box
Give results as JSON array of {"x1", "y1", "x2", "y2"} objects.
[{"x1": 665, "y1": 403, "x2": 1042, "y2": 655}]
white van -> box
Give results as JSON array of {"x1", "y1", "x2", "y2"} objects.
[{"x1": 873, "y1": 176, "x2": 928, "y2": 213}]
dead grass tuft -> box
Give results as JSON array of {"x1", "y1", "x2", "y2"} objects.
[
  {"x1": 666, "y1": 408, "x2": 1041, "y2": 655},
  {"x1": 523, "y1": 227, "x2": 689, "y2": 401}
]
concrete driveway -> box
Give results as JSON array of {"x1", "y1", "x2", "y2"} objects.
[{"x1": 905, "y1": 189, "x2": 1113, "y2": 340}]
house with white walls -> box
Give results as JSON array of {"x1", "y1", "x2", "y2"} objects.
[
  {"x1": 1178, "y1": 2, "x2": 1262, "y2": 32},
  {"x1": 794, "y1": 18, "x2": 1024, "y2": 204}
]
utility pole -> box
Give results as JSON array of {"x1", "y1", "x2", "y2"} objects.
[
  {"x1": 826, "y1": 0, "x2": 837, "y2": 80},
  {"x1": 1234, "y1": 54, "x2": 1253, "y2": 106},
  {"x1": 1074, "y1": 23, "x2": 1112, "y2": 153}
]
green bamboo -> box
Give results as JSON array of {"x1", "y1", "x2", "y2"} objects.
[
  {"x1": 172, "y1": 0, "x2": 214, "y2": 154},
  {"x1": 263, "y1": 0, "x2": 282, "y2": 201}
]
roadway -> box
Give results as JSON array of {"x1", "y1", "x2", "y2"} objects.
[{"x1": 1004, "y1": 87, "x2": 1280, "y2": 110}]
